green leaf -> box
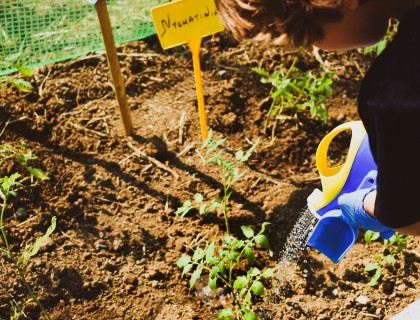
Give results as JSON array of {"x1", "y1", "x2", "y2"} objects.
[
  {"x1": 244, "y1": 247, "x2": 255, "y2": 266},
  {"x1": 243, "y1": 311, "x2": 257, "y2": 320},
  {"x1": 182, "y1": 264, "x2": 192, "y2": 278},
  {"x1": 241, "y1": 226, "x2": 254, "y2": 239},
  {"x1": 201, "y1": 129, "x2": 214, "y2": 149},
  {"x1": 245, "y1": 291, "x2": 252, "y2": 304},
  {"x1": 247, "y1": 267, "x2": 261, "y2": 278},
  {"x1": 255, "y1": 234, "x2": 271, "y2": 250},
  {"x1": 233, "y1": 276, "x2": 248, "y2": 289},
  {"x1": 19, "y1": 216, "x2": 56, "y2": 266},
  {"x1": 209, "y1": 275, "x2": 217, "y2": 290},
  {"x1": 235, "y1": 150, "x2": 244, "y2": 161},
  {"x1": 259, "y1": 222, "x2": 271, "y2": 235},
  {"x1": 217, "y1": 308, "x2": 234, "y2": 320},
  {"x1": 251, "y1": 280, "x2": 265, "y2": 296},
  {"x1": 26, "y1": 166, "x2": 49, "y2": 180},
  {"x1": 365, "y1": 230, "x2": 380, "y2": 243},
  {"x1": 11, "y1": 62, "x2": 34, "y2": 77},
  {"x1": 262, "y1": 268, "x2": 275, "y2": 278},
  {"x1": 192, "y1": 247, "x2": 205, "y2": 262},
  {"x1": 176, "y1": 255, "x2": 191, "y2": 268},
  {"x1": 385, "y1": 254, "x2": 396, "y2": 264},
  {"x1": 367, "y1": 267, "x2": 382, "y2": 287},
  {"x1": 217, "y1": 261, "x2": 227, "y2": 276},
  {"x1": 189, "y1": 267, "x2": 202, "y2": 289},
  {"x1": 205, "y1": 242, "x2": 215, "y2": 263},
  {"x1": 364, "y1": 263, "x2": 379, "y2": 272},
  {"x1": 194, "y1": 193, "x2": 204, "y2": 203}
]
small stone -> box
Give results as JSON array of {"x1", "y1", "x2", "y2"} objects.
[
  {"x1": 82, "y1": 252, "x2": 92, "y2": 260},
  {"x1": 15, "y1": 207, "x2": 28, "y2": 220},
  {"x1": 113, "y1": 239, "x2": 123, "y2": 251},
  {"x1": 356, "y1": 295, "x2": 370, "y2": 305},
  {"x1": 332, "y1": 289, "x2": 339, "y2": 297}
]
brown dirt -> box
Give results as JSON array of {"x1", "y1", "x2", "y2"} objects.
[{"x1": 0, "y1": 32, "x2": 419, "y2": 320}]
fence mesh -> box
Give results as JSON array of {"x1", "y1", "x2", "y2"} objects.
[{"x1": 0, "y1": 0, "x2": 167, "y2": 75}]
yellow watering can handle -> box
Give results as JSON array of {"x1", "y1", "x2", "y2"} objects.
[{"x1": 313, "y1": 121, "x2": 367, "y2": 211}]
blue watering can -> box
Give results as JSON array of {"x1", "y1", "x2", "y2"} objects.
[{"x1": 306, "y1": 121, "x2": 380, "y2": 263}]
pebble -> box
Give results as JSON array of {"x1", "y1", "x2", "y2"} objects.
[{"x1": 356, "y1": 295, "x2": 370, "y2": 305}]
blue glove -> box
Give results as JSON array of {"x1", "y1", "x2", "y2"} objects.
[{"x1": 338, "y1": 188, "x2": 395, "y2": 239}]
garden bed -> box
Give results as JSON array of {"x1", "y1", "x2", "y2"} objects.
[{"x1": 0, "y1": 32, "x2": 419, "y2": 320}]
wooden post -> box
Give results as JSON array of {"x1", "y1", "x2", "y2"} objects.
[{"x1": 95, "y1": 0, "x2": 134, "y2": 136}]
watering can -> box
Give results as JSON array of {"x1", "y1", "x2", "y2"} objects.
[{"x1": 306, "y1": 121, "x2": 386, "y2": 263}]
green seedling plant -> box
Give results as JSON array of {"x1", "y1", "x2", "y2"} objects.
[
  {"x1": 0, "y1": 42, "x2": 34, "y2": 93},
  {"x1": 176, "y1": 130, "x2": 259, "y2": 235},
  {"x1": 363, "y1": 22, "x2": 398, "y2": 56},
  {"x1": 0, "y1": 143, "x2": 49, "y2": 181},
  {"x1": 253, "y1": 55, "x2": 333, "y2": 132},
  {"x1": 0, "y1": 145, "x2": 55, "y2": 319},
  {"x1": 364, "y1": 231, "x2": 409, "y2": 287},
  {"x1": 176, "y1": 131, "x2": 273, "y2": 319},
  {"x1": 177, "y1": 223, "x2": 274, "y2": 320}
]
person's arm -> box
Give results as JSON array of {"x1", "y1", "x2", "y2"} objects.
[{"x1": 364, "y1": 191, "x2": 420, "y2": 236}]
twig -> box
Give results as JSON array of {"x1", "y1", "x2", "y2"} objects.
[
  {"x1": 357, "y1": 312, "x2": 380, "y2": 318},
  {"x1": 118, "y1": 152, "x2": 137, "y2": 165},
  {"x1": 38, "y1": 67, "x2": 51, "y2": 98},
  {"x1": 178, "y1": 112, "x2": 186, "y2": 145},
  {"x1": 194, "y1": 148, "x2": 206, "y2": 165},
  {"x1": 67, "y1": 121, "x2": 107, "y2": 137},
  {"x1": 176, "y1": 143, "x2": 195, "y2": 158},
  {"x1": 127, "y1": 141, "x2": 179, "y2": 179},
  {"x1": 0, "y1": 116, "x2": 27, "y2": 139}
]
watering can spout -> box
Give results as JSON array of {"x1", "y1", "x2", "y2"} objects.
[
  {"x1": 306, "y1": 121, "x2": 378, "y2": 263},
  {"x1": 307, "y1": 210, "x2": 358, "y2": 264}
]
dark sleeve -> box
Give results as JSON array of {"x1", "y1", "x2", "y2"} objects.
[{"x1": 373, "y1": 106, "x2": 420, "y2": 228}]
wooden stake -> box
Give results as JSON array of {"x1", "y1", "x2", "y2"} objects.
[{"x1": 95, "y1": 0, "x2": 134, "y2": 136}]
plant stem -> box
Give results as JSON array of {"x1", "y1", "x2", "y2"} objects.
[
  {"x1": 0, "y1": 196, "x2": 51, "y2": 320},
  {"x1": 222, "y1": 175, "x2": 230, "y2": 235}
]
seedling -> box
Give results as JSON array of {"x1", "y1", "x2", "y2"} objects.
[
  {"x1": 177, "y1": 224, "x2": 274, "y2": 319},
  {"x1": 253, "y1": 55, "x2": 333, "y2": 133},
  {"x1": 0, "y1": 145, "x2": 54, "y2": 319},
  {"x1": 0, "y1": 143, "x2": 49, "y2": 180},
  {"x1": 176, "y1": 131, "x2": 273, "y2": 319},
  {"x1": 0, "y1": 42, "x2": 34, "y2": 93},
  {"x1": 364, "y1": 231, "x2": 409, "y2": 287},
  {"x1": 363, "y1": 22, "x2": 398, "y2": 56},
  {"x1": 176, "y1": 129, "x2": 258, "y2": 234}
]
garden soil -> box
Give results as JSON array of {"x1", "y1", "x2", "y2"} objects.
[{"x1": 0, "y1": 32, "x2": 419, "y2": 320}]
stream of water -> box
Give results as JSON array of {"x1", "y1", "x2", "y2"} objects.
[{"x1": 273, "y1": 207, "x2": 317, "y2": 297}]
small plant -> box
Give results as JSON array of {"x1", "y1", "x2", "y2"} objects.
[
  {"x1": 363, "y1": 22, "x2": 398, "y2": 56},
  {"x1": 178, "y1": 224, "x2": 273, "y2": 320},
  {"x1": 0, "y1": 144, "x2": 55, "y2": 319},
  {"x1": 364, "y1": 231, "x2": 409, "y2": 287},
  {"x1": 176, "y1": 131, "x2": 273, "y2": 319},
  {"x1": 0, "y1": 143, "x2": 49, "y2": 180},
  {"x1": 176, "y1": 130, "x2": 258, "y2": 235},
  {"x1": 0, "y1": 42, "x2": 34, "y2": 93},
  {"x1": 253, "y1": 55, "x2": 333, "y2": 131}
]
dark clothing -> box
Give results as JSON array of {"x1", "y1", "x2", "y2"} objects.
[{"x1": 358, "y1": 5, "x2": 420, "y2": 228}]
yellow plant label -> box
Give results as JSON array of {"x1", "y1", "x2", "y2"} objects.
[{"x1": 151, "y1": 0, "x2": 225, "y2": 49}]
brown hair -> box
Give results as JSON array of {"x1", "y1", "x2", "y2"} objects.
[{"x1": 215, "y1": 0, "x2": 346, "y2": 48}]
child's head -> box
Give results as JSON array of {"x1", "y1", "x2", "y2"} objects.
[
  {"x1": 215, "y1": 0, "x2": 391, "y2": 50},
  {"x1": 215, "y1": 0, "x2": 346, "y2": 48}
]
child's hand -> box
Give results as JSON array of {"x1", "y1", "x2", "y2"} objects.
[{"x1": 338, "y1": 188, "x2": 395, "y2": 239}]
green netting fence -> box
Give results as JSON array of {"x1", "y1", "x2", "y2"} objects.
[{"x1": 0, "y1": 0, "x2": 168, "y2": 75}]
